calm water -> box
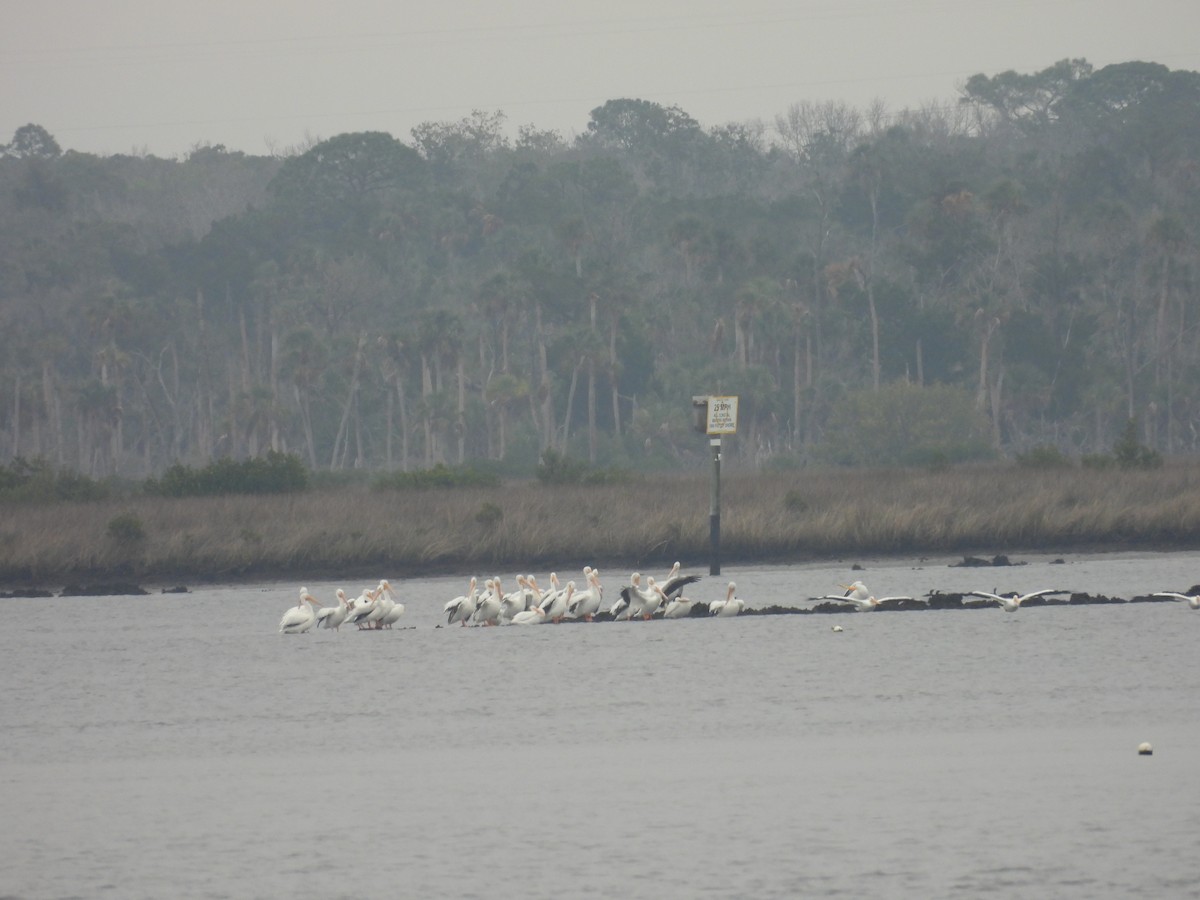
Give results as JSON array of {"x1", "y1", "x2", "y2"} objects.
[{"x1": 3, "y1": 552, "x2": 1199, "y2": 899}]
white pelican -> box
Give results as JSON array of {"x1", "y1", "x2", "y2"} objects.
[
  {"x1": 279, "y1": 586, "x2": 318, "y2": 634},
  {"x1": 817, "y1": 582, "x2": 911, "y2": 611},
  {"x1": 709, "y1": 581, "x2": 745, "y2": 617},
  {"x1": 839, "y1": 580, "x2": 870, "y2": 602},
  {"x1": 377, "y1": 580, "x2": 406, "y2": 628},
  {"x1": 315, "y1": 588, "x2": 351, "y2": 631},
  {"x1": 510, "y1": 604, "x2": 547, "y2": 625},
  {"x1": 500, "y1": 575, "x2": 531, "y2": 623},
  {"x1": 344, "y1": 586, "x2": 380, "y2": 629},
  {"x1": 567, "y1": 570, "x2": 604, "y2": 621},
  {"x1": 609, "y1": 574, "x2": 635, "y2": 620},
  {"x1": 473, "y1": 579, "x2": 503, "y2": 625},
  {"x1": 965, "y1": 588, "x2": 1065, "y2": 612},
  {"x1": 617, "y1": 573, "x2": 660, "y2": 620},
  {"x1": 660, "y1": 582, "x2": 696, "y2": 619},
  {"x1": 1152, "y1": 591, "x2": 1200, "y2": 609},
  {"x1": 527, "y1": 573, "x2": 565, "y2": 614},
  {"x1": 445, "y1": 577, "x2": 479, "y2": 626},
  {"x1": 549, "y1": 581, "x2": 576, "y2": 623},
  {"x1": 660, "y1": 562, "x2": 702, "y2": 603}
]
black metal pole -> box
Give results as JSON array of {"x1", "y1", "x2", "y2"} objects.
[{"x1": 709, "y1": 437, "x2": 721, "y2": 575}]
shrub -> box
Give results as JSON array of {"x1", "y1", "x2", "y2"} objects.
[
  {"x1": 106, "y1": 511, "x2": 146, "y2": 544},
  {"x1": 146, "y1": 451, "x2": 309, "y2": 497},
  {"x1": 373, "y1": 463, "x2": 501, "y2": 490},
  {"x1": 0, "y1": 457, "x2": 111, "y2": 503},
  {"x1": 536, "y1": 449, "x2": 637, "y2": 485},
  {"x1": 1113, "y1": 419, "x2": 1163, "y2": 470},
  {"x1": 1015, "y1": 445, "x2": 1074, "y2": 468}
]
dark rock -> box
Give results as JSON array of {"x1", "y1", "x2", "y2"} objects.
[
  {"x1": 811, "y1": 602, "x2": 857, "y2": 614},
  {"x1": 877, "y1": 598, "x2": 928, "y2": 611},
  {"x1": 59, "y1": 582, "x2": 150, "y2": 597},
  {"x1": 926, "y1": 591, "x2": 965, "y2": 609},
  {"x1": 950, "y1": 555, "x2": 1024, "y2": 568},
  {"x1": 0, "y1": 587, "x2": 55, "y2": 598},
  {"x1": 1068, "y1": 593, "x2": 1126, "y2": 604}
]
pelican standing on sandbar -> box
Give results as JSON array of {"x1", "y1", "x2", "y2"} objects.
[
  {"x1": 279, "y1": 586, "x2": 318, "y2": 634},
  {"x1": 709, "y1": 582, "x2": 744, "y2": 617}
]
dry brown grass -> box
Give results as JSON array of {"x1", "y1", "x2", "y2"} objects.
[{"x1": 3, "y1": 462, "x2": 1200, "y2": 586}]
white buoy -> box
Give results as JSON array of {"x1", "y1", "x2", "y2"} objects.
[
  {"x1": 831, "y1": 625, "x2": 843, "y2": 632},
  {"x1": 1138, "y1": 742, "x2": 1153, "y2": 756}
]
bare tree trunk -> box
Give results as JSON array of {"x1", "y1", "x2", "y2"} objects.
[
  {"x1": 587, "y1": 357, "x2": 596, "y2": 463},
  {"x1": 386, "y1": 390, "x2": 393, "y2": 470},
  {"x1": 393, "y1": 375, "x2": 410, "y2": 472},
  {"x1": 535, "y1": 303, "x2": 552, "y2": 450},
  {"x1": 457, "y1": 356, "x2": 466, "y2": 464},
  {"x1": 11, "y1": 373, "x2": 20, "y2": 457},
  {"x1": 330, "y1": 334, "x2": 366, "y2": 470},
  {"x1": 293, "y1": 385, "x2": 317, "y2": 468},
  {"x1": 562, "y1": 358, "x2": 581, "y2": 453},
  {"x1": 42, "y1": 362, "x2": 63, "y2": 464},
  {"x1": 421, "y1": 354, "x2": 434, "y2": 467},
  {"x1": 793, "y1": 327, "x2": 802, "y2": 446},
  {"x1": 609, "y1": 319, "x2": 621, "y2": 439}
]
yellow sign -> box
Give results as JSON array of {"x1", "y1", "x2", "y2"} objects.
[{"x1": 706, "y1": 396, "x2": 738, "y2": 434}]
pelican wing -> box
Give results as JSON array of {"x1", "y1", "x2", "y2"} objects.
[
  {"x1": 661, "y1": 574, "x2": 701, "y2": 600},
  {"x1": 964, "y1": 591, "x2": 1003, "y2": 602},
  {"x1": 1153, "y1": 592, "x2": 1191, "y2": 602},
  {"x1": 1022, "y1": 589, "x2": 1065, "y2": 600}
]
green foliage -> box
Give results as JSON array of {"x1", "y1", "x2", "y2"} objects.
[
  {"x1": 3, "y1": 123, "x2": 63, "y2": 159},
  {"x1": 535, "y1": 449, "x2": 638, "y2": 485},
  {"x1": 1015, "y1": 445, "x2": 1074, "y2": 468},
  {"x1": 1113, "y1": 419, "x2": 1163, "y2": 470},
  {"x1": 0, "y1": 457, "x2": 111, "y2": 503},
  {"x1": 373, "y1": 463, "x2": 501, "y2": 490},
  {"x1": 145, "y1": 452, "x2": 309, "y2": 497},
  {"x1": 4, "y1": 61, "x2": 1200, "y2": 482},
  {"x1": 105, "y1": 511, "x2": 146, "y2": 544},
  {"x1": 815, "y1": 384, "x2": 994, "y2": 467}
]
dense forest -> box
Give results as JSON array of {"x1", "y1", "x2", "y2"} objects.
[{"x1": 2, "y1": 58, "x2": 1199, "y2": 479}]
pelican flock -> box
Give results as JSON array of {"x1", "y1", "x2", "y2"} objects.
[{"x1": 277, "y1": 567, "x2": 1195, "y2": 634}]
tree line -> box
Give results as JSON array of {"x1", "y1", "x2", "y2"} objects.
[{"x1": 1, "y1": 58, "x2": 1198, "y2": 478}]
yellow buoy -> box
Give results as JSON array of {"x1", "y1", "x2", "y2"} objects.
[{"x1": 1138, "y1": 742, "x2": 1153, "y2": 756}]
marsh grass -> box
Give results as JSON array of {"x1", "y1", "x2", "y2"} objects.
[{"x1": 4, "y1": 462, "x2": 1200, "y2": 585}]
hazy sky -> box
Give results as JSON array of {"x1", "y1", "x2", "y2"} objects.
[{"x1": 4, "y1": 0, "x2": 1198, "y2": 158}]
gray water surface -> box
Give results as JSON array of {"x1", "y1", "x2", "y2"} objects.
[{"x1": 3, "y1": 553, "x2": 1199, "y2": 898}]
